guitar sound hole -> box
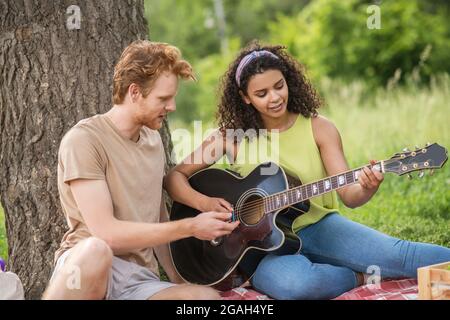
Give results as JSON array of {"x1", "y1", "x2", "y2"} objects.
[{"x1": 239, "y1": 194, "x2": 265, "y2": 225}]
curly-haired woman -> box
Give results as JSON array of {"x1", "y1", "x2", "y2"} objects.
[{"x1": 164, "y1": 41, "x2": 450, "y2": 300}]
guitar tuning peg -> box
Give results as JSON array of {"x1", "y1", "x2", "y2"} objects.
[
  {"x1": 426, "y1": 142, "x2": 431, "y2": 146},
  {"x1": 407, "y1": 174, "x2": 413, "y2": 180},
  {"x1": 415, "y1": 145, "x2": 420, "y2": 150},
  {"x1": 429, "y1": 169, "x2": 434, "y2": 176},
  {"x1": 418, "y1": 171, "x2": 425, "y2": 178},
  {"x1": 403, "y1": 148, "x2": 410, "y2": 152}
]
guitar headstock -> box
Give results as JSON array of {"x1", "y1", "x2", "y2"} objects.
[{"x1": 383, "y1": 143, "x2": 448, "y2": 176}]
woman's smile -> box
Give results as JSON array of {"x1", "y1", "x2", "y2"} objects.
[{"x1": 268, "y1": 101, "x2": 285, "y2": 113}]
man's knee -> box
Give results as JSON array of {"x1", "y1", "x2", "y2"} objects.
[
  {"x1": 67, "y1": 237, "x2": 113, "y2": 279},
  {"x1": 79, "y1": 237, "x2": 113, "y2": 257},
  {"x1": 185, "y1": 285, "x2": 221, "y2": 300},
  {"x1": 77, "y1": 237, "x2": 113, "y2": 263},
  {"x1": 152, "y1": 284, "x2": 221, "y2": 300},
  {"x1": 42, "y1": 238, "x2": 113, "y2": 300}
]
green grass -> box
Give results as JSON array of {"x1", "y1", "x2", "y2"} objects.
[{"x1": 0, "y1": 205, "x2": 7, "y2": 261}]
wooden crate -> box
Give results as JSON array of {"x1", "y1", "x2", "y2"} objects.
[{"x1": 418, "y1": 261, "x2": 450, "y2": 300}]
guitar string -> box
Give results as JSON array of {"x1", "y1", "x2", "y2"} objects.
[
  {"x1": 234, "y1": 166, "x2": 368, "y2": 218},
  {"x1": 235, "y1": 153, "x2": 431, "y2": 219},
  {"x1": 233, "y1": 171, "x2": 357, "y2": 220},
  {"x1": 233, "y1": 157, "x2": 412, "y2": 219}
]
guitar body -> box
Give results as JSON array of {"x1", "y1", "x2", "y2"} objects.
[{"x1": 169, "y1": 162, "x2": 308, "y2": 290}]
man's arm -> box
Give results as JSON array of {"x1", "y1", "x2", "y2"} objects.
[{"x1": 69, "y1": 179, "x2": 239, "y2": 254}]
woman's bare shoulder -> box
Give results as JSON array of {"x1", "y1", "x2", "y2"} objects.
[{"x1": 311, "y1": 114, "x2": 341, "y2": 148}]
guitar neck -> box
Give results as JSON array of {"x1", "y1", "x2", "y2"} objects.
[{"x1": 263, "y1": 161, "x2": 384, "y2": 213}]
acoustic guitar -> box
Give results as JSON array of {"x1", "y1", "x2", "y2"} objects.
[{"x1": 169, "y1": 143, "x2": 447, "y2": 291}]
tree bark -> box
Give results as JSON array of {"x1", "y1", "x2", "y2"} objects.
[{"x1": 0, "y1": 0, "x2": 173, "y2": 299}]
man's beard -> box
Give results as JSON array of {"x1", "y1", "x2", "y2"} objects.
[{"x1": 139, "y1": 114, "x2": 160, "y2": 130}]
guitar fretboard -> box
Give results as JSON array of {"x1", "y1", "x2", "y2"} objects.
[{"x1": 263, "y1": 163, "x2": 382, "y2": 213}]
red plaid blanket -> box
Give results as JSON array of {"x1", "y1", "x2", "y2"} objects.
[
  {"x1": 220, "y1": 278, "x2": 418, "y2": 300},
  {"x1": 334, "y1": 278, "x2": 418, "y2": 300}
]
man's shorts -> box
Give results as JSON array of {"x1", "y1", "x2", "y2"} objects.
[{"x1": 50, "y1": 248, "x2": 177, "y2": 300}]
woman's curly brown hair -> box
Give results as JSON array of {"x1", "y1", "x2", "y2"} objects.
[{"x1": 216, "y1": 41, "x2": 321, "y2": 139}]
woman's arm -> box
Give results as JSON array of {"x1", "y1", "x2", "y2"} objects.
[
  {"x1": 164, "y1": 130, "x2": 235, "y2": 212},
  {"x1": 311, "y1": 115, "x2": 384, "y2": 208}
]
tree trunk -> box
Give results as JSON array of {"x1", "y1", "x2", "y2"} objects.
[{"x1": 0, "y1": 0, "x2": 173, "y2": 299}]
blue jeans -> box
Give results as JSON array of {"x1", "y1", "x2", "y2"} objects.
[{"x1": 251, "y1": 212, "x2": 450, "y2": 300}]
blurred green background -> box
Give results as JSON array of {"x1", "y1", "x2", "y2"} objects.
[
  {"x1": 1, "y1": 0, "x2": 449, "y2": 261},
  {"x1": 145, "y1": 0, "x2": 450, "y2": 127}
]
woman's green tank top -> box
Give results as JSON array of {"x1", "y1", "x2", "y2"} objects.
[{"x1": 230, "y1": 114, "x2": 339, "y2": 232}]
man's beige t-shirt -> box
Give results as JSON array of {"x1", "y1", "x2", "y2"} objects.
[{"x1": 55, "y1": 114, "x2": 165, "y2": 276}]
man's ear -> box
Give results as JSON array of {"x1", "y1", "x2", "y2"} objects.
[
  {"x1": 239, "y1": 90, "x2": 251, "y2": 105},
  {"x1": 128, "y1": 83, "x2": 142, "y2": 103}
]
